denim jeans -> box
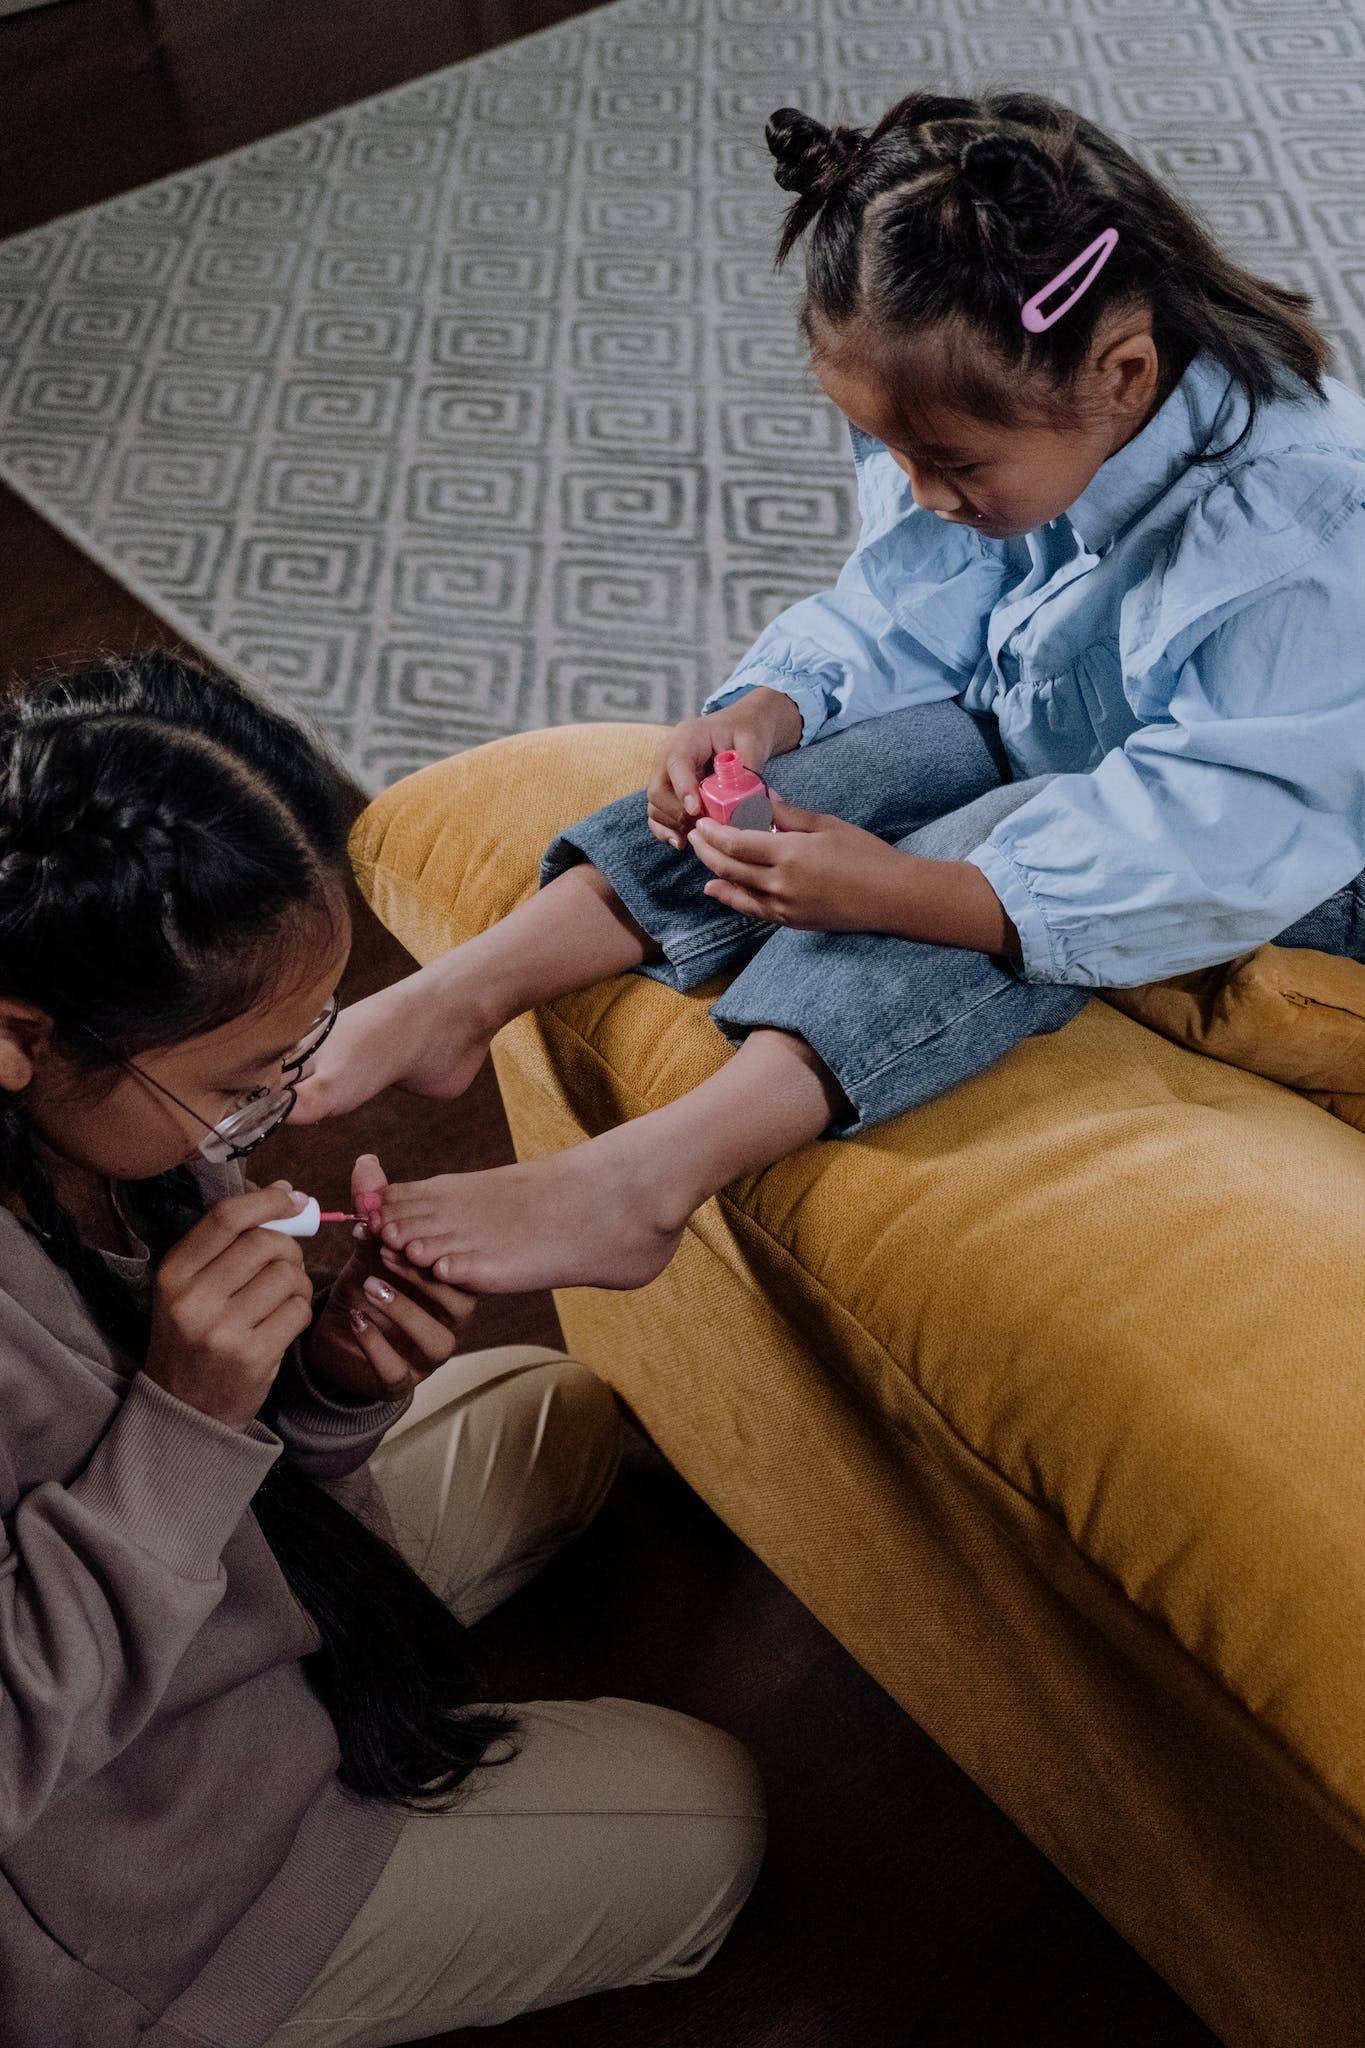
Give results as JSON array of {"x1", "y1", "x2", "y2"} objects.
[{"x1": 537, "y1": 702, "x2": 1365, "y2": 1138}]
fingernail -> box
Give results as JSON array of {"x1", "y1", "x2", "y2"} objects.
[
  {"x1": 288, "y1": 1189, "x2": 309, "y2": 1210},
  {"x1": 348, "y1": 1307, "x2": 369, "y2": 1333},
  {"x1": 363, "y1": 1277, "x2": 395, "y2": 1305},
  {"x1": 353, "y1": 1223, "x2": 368, "y2": 1241},
  {"x1": 684, "y1": 795, "x2": 699, "y2": 814}
]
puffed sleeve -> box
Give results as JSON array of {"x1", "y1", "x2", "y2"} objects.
[
  {"x1": 966, "y1": 460, "x2": 1365, "y2": 987},
  {"x1": 700, "y1": 424, "x2": 1000, "y2": 746}
]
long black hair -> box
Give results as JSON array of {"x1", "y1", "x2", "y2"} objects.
[
  {"x1": 766, "y1": 88, "x2": 1336, "y2": 466},
  {"x1": 0, "y1": 650, "x2": 515, "y2": 1809}
]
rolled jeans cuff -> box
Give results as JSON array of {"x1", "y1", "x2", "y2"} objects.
[{"x1": 707, "y1": 926, "x2": 1091, "y2": 1138}]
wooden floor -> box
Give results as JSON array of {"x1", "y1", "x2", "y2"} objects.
[{"x1": 0, "y1": 6, "x2": 1217, "y2": 2044}]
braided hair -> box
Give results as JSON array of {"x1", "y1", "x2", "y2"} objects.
[
  {"x1": 0, "y1": 651, "x2": 514, "y2": 1809},
  {"x1": 765, "y1": 89, "x2": 1334, "y2": 466}
]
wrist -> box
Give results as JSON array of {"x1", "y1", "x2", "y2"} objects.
[
  {"x1": 738, "y1": 687, "x2": 804, "y2": 756},
  {"x1": 879, "y1": 850, "x2": 1022, "y2": 957},
  {"x1": 142, "y1": 1358, "x2": 258, "y2": 1433},
  {"x1": 301, "y1": 1334, "x2": 381, "y2": 1406}
]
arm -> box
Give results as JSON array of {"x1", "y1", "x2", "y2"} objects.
[
  {"x1": 0, "y1": 1360, "x2": 279, "y2": 1850},
  {"x1": 874, "y1": 855, "x2": 1022, "y2": 958},
  {"x1": 701, "y1": 431, "x2": 986, "y2": 746},
  {"x1": 963, "y1": 576, "x2": 1365, "y2": 988},
  {"x1": 264, "y1": 1322, "x2": 412, "y2": 1484}
]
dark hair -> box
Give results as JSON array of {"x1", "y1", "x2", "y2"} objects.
[
  {"x1": 766, "y1": 89, "x2": 1335, "y2": 466},
  {"x1": 0, "y1": 650, "x2": 515, "y2": 1809}
]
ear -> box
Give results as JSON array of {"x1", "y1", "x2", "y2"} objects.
[
  {"x1": 1093, "y1": 323, "x2": 1161, "y2": 416},
  {"x1": 0, "y1": 1000, "x2": 55, "y2": 1097}
]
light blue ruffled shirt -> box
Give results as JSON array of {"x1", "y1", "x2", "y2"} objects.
[{"x1": 701, "y1": 349, "x2": 1365, "y2": 987}]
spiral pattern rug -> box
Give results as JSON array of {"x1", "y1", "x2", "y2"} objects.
[{"x1": 0, "y1": 0, "x2": 1361, "y2": 790}]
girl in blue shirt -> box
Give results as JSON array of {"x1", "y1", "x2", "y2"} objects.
[{"x1": 296, "y1": 89, "x2": 1365, "y2": 1297}]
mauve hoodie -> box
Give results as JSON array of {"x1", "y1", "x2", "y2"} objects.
[{"x1": 0, "y1": 1158, "x2": 413, "y2": 2047}]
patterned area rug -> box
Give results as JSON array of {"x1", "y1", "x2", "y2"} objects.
[{"x1": 1, "y1": 0, "x2": 1362, "y2": 791}]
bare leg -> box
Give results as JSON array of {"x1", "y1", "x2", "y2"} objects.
[
  {"x1": 374, "y1": 1026, "x2": 850, "y2": 1295},
  {"x1": 291, "y1": 862, "x2": 664, "y2": 1123}
]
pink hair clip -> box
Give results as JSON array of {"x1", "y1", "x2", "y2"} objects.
[{"x1": 1019, "y1": 227, "x2": 1119, "y2": 333}]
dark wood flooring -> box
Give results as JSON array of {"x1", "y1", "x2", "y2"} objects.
[{"x1": 0, "y1": 5, "x2": 1218, "y2": 2042}]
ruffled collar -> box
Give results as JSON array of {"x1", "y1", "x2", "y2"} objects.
[{"x1": 1063, "y1": 350, "x2": 1242, "y2": 556}]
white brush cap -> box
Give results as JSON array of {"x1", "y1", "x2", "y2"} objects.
[{"x1": 260, "y1": 1194, "x2": 321, "y2": 1238}]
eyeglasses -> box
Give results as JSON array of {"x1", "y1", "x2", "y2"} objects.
[{"x1": 89, "y1": 994, "x2": 341, "y2": 1163}]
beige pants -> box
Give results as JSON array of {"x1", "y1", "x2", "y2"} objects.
[{"x1": 265, "y1": 1346, "x2": 767, "y2": 2047}]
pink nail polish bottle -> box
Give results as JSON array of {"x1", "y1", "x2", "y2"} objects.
[{"x1": 699, "y1": 751, "x2": 775, "y2": 831}]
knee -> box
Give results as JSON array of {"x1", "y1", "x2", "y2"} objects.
[
  {"x1": 532, "y1": 1353, "x2": 623, "y2": 1522},
  {"x1": 897, "y1": 772, "x2": 1056, "y2": 861},
  {"x1": 637, "y1": 1715, "x2": 768, "y2": 1983}
]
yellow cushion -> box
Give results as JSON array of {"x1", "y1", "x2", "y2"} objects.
[
  {"x1": 352, "y1": 722, "x2": 1365, "y2": 1829},
  {"x1": 1104, "y1": 945, "x2": 1365, "y2": 1133}
]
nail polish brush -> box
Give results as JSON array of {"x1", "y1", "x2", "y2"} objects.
[{"x1": 261, "y1": 1197, "x2": 360, "y2": 1238}]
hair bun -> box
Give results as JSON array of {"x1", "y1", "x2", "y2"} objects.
[
  {"x1": 767, "y1": 107, "x2": 865, "y2": 198},
  {"x1": 956, "y1": 132, "x2": 1063, "y2": 221}
]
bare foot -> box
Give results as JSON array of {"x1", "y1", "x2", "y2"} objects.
[
  {"x1": 289, "y1": 960, "x2": 498, "y2": 1125},
  {"x1": 372, "y1": 1136, "x2": 694, "y2": 1294}
]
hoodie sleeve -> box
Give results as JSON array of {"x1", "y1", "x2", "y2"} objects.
[{"x1": 0, "y1": 1346, "x2": 280, "y2": 1851}]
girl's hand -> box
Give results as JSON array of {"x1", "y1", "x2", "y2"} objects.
[
  {"x1": 305, "y1": 1152, "x2": 476, "y2": 1401},
  {"x1": 647, "y1": 687, "x2": 804, "y2": 849},
  {"x1": 687, "y1": 793, "x2": 916, "y2": 935},
  {"x1": 145, "y1": 1184, "x2": 317, "y2": 1431}
]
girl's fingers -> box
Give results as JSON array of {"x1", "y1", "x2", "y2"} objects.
[
  {"x1": 690, "y1": 820, "x2": 780, "y2": 866},
  {"x1": 242, "y1": 1258, "x2": 313, "y2": 1326},
  {"x1": 357, "y1": 1277, "x2": 460, "y2": 1366},
  {"x1": 255, "y1": 1291, "x2": 317, "y2": 1354},
  {"x1": 345, "y1": 1311, "x2": 416, "y2": 1392},
  {"x1": 702, "y1": 879, "x2": 779, "y2": 921},
  {"x1": 688, "y1": 831, "x2": 775, "y2": 889},
  {"x1": 647, "y1": 815, "x2": 686, "y2": 852},
  {"x1": 666, "y1": 753, "x2": 704, "y2": 814}
]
